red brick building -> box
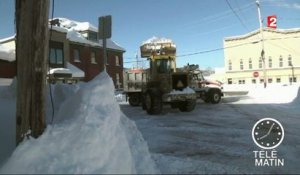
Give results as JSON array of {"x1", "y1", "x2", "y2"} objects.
[{"x1": 0, "y1": 18, "x2": 125, "y2": 89}]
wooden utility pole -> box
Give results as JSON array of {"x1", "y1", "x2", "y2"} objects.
[{"x1": 15, "y1": 0, "x2": 50, "y2": 144}]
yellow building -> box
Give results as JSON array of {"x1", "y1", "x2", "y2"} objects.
[{"x1": 224, "y1": 28, "x2": 300, "y2": 85}]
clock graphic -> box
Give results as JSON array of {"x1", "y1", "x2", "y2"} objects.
[{"x1": 252, "y1": 118, "x2": 284, "y2": 149}]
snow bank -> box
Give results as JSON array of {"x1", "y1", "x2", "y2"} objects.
[
  {"x1": 234, "y1": 84, "x2": 300, "y2": 104},
  {"x1": 0, "y1": 72, "x2": 157, "y2": 174}
]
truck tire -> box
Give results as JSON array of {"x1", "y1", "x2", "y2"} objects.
[
  {"x1": 128, "y1": 93, "x2": 140, "y2": 106},
  {"x1": 210, "y1": 90, "x2": 221, "y2": 104},
  {"x1": 145, "y1": 91, "x2": 162, "y2": 115},
  {"x1": 178, "y1": 100, "x2": 196, "y2": 112}
]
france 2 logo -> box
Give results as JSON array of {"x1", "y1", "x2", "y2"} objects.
[{"x1": 267, "y1": 15, "x2": 277, "y2": 29}]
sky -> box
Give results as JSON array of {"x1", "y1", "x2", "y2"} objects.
[{"x1": 0, "y1": 0, "x2": 300, "y2": 69}]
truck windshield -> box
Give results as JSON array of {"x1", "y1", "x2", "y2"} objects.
[{"x1": 156, "y1": 59, "x2": 170, "y2": 74}]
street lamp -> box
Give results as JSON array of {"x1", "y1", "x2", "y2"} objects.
[{"x1": 256, "y1": 0, "x2": 267, "y2": 88}]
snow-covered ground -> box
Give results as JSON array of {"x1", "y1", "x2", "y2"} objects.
[
  {"x1": 1, "y1": 76, "x2": 300, "y2": 173},
  {"x1": 120, "y1": 84, "x2": 300, "y2": 174}
]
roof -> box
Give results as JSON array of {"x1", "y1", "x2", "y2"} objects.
[
  {"x1": 56, "y1": 17, "x2": 98, "y2": 32},
  {"x1": 53, "y1": 17, "x2": 125, "y2": 52},
  {"x1": 0, "y1": 44, "x2": 15, "y2": 62},
  {"x1": 224, "y1": 28, "x2": 300, "y2": 41},
  {"x1": 1, "y1": 17, "x2": 125, "y2": 52},
  {"x1": 48, "y1": 62, "x2": 85, "y2": 78},
  {"x1": 0, "y1": 35, "x2": 15, "y2": 44}
]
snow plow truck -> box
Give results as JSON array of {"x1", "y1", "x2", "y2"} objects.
[{"x1": 124, "y1": 37, "x2": 224, "y2": 114}]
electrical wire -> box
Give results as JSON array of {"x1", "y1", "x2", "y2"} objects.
[
  {"x1": 225, "y1": 0, "x2": 251, "y2": 32},
  {"x1": 123, "y1": 34, "x2": 300, "y2": 64},
  {"x1": 48, "y1": 0, "x2": 55, "y2": 124}
]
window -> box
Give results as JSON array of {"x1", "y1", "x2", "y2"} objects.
[
  {"x1": 115, "y1": 55, "x2": 120, "y2": 66},
  {"x1": 49, "y1": 41, "x2": 64, "y2": 66},
  {"x1": 259, "y1": 58, "x2": 262, "y2": 69},
  {"x1": 252, "y1": 79, "x2": 256, "y2": 84},
  {"x1": 228, "y1": 78, "x2": 232, "y2": 84},
  {"x1": 276, "y1": 78, "x2": 281, "y2": 83},
  {"x1": 268, "y1": 57, "x2": 272, "y2": 68},
  {"x1": 260, "y1": 79, "x2": 264, "y2": 83},
  {"x1": 156, "y1": 59, "x2": 171, "y2": 73},
  {"x1": 290, "y1": 77, "x2": 297, "y2": 83},
  {"x1": 268, "y1": 78, "x2": 273, "y2": 83},
  {"x1": 228, "y1": 60, "x2": 232, "y2": 70},
  {"x1": 279, "y1": 56, "x2": 283, "y2": 67},
  {"x1": 116, "y1": 73, "x2": 121, "y2": 88},
  {"x1": 74, "y1": 49, "x2": 80, "y2": 62},
  {"x1": 91, "y1": 51, "x2": 97, "y2": 64},
  {"x1": 88, "y1": 31, "x2": 98, "y2": 42},
  {"x1": 288, "y1": 55, "x2": 292, "y2": 66},
  {"x1": 240, "y1": 59, "x2": 244, "y2": 70},
  {"x1": 249, "y1": 58, "x2": 252, "y2": 69},
  {"x1": 238, "y1": 80, "x2": 245, "y2": 84}
]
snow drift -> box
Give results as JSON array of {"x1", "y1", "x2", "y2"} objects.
[{"x1": 0, "y1": 72, "x2": 157, "y2": 174}]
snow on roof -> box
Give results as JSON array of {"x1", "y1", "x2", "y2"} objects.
[
  {"x1": 0, "y1": 35, "x2": 15, "y2": 43},
  {"x1": 99, "y1": 39, "x2": 125, "y2": 52},
  {"x1": 49, "y1": 67, "x2": 72, "y2": 75},
  {"x1": 66, "y1": 62, "x2": 85, "y2": 78},
  {"x1": 55, "y1": 17, "x2": 98, "y2": 32},
  {"x1": 66, "y1": 29, "x2": 101, "y2": 47},
  {"x1": 0, "y1": 44, "x2": 15, "y2": 62},
  {"x1": 142, "y1": 36, "x2": 175, "y2": 46},
  {"x1": 52, "y1": 17, "x2": 125, "y2": 51},
  {"x1": 224, "y1": 28, "x2": 300, "y2": 41},
  {"x1": 50, "y1": 25, "x2": 68, "y2": 33},
  {"x1": 48, "y1": 62, "x2": 85, "y2": 78}
]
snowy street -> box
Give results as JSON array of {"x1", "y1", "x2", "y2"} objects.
[
  {"x1": 120, "y1": 88, "x2": 300, "y2": 174},
  {"x1": 1, "y1": 75, "x2": 300, "y2": 173}
]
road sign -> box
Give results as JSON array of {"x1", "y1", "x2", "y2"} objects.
[
  {"x1": 253, "y1": 71, "x2": 259, "y2": 78},
  {"x1": 267, "y1": 15, "x2": 277, "y2": 29},
  {"x1": 98, "y1": 15, "x2": 112, "y2": 39}
]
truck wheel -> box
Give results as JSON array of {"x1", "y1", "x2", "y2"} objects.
[
  {"x1": 210, "y1": 90, "x2": 221, "y2": 104},
  {"x1": 145, "y1": 91, "x2": 162, "y2": 115},
  {"x1": 128, "y1": 93, "x2": 140, "y2": 106},
  {"x1": 178, "y1": 100, "x2": 196, "y2": 112}
]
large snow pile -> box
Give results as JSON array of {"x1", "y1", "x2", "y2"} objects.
[
  {"x1": 0, "y1": 72, "x2": 157, "y2": 174},
  {"x1": 236, "y1": 84, "x2": 300, "y2": 104}
]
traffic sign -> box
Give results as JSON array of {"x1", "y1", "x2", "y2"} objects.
[{"x1": 253, "y1": 71, "x2": 259, "y2": 78}]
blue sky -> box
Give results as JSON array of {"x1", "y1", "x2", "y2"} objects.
[{"x1": 0, "y1": 0, "x2": 299, "y2": 69}]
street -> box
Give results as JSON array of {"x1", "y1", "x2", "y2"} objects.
[{"x1": 120, "y1": 94, "x2": 300, "y2": 174}]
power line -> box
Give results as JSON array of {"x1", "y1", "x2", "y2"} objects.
[
  {"x1": 225, "y1": 0, "x2": 251, "y2": 32},
  {"x1": 124, "y1": 35, "x2": 300, "y2": 64}
]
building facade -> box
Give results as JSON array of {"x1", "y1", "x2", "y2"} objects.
[
  {"x1": 0, "y1": 18, "x2": 125, "y2": 89},
  {"x1": 224, "y1": 28, "x2": 300, "y2": 85}
]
